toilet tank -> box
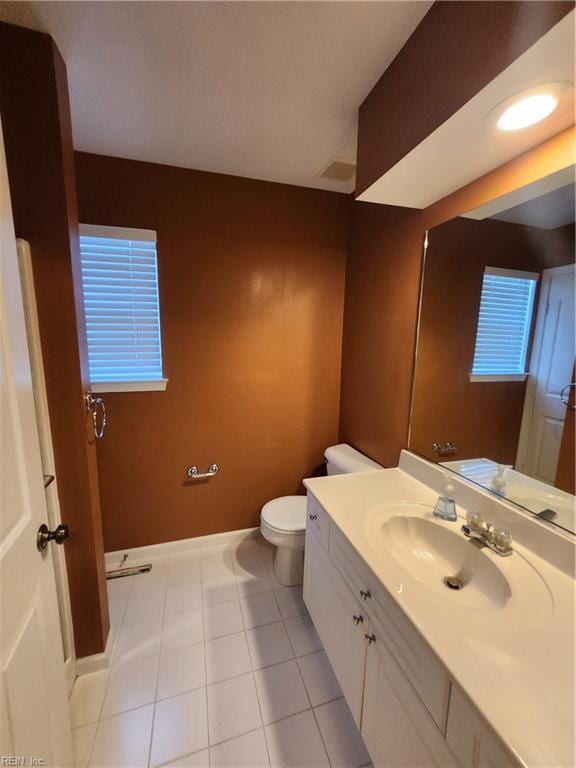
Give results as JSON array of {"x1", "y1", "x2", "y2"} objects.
[{"x1": 324, "y1": 443, "x2": 382, "y2": 475}]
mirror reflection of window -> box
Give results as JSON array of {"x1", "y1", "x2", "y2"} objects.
[{"x1": 470, "y1": 268, "x2": 538, "y2": 382}]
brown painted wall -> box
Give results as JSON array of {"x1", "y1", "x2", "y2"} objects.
[
  {"x1": 356, "y1": 1, "x2": 574, "y2": 194},
  {"x1": 340, "y1": 128, "x2": 576, "y2": 468},
  {"x1": 410, "y1": 218, "x2": 575, "y2": 464},
  {"x1": 75, "y1": 153, "x2": 349, "y2": 552},
  {"x1": 0, "y1": 23, "x2": 109, "y2": 657}
]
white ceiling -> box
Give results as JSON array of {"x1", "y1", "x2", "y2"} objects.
[
  {"x1": 0, "y1": 0, "x2": 432, "y2": 192},
  {"x1": 358, "y1": 11, "x2": 575, "y2": 208}
]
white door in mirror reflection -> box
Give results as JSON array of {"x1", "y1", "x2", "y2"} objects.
[{"x1": 517, "y1": 264, "x2": 575, "y2": 483}]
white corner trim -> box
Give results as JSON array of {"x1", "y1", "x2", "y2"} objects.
[
  {"x1": 105, "y1": 527, "x2": 260, "y2": 569},
  {"x1": 469, "y1": 373, "x2": 528, "y2": 383},
  {"x1": 91, "y1": 378, "x2": 168, "y2": 393},
  {"x1": 75, "y1": 628, "x2": 116, "y2": 677}
]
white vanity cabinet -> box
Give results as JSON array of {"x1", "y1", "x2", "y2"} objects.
[
  {"x1": 362, "y1": 622, "x2": 457, "y2": 768},
  {"x1": 303, "y1": 492, "x2": 520, "y2": 768},
  {"x1": 446, "y1": 687, "x2": 518, "y2": 768},
  {"x1": 303, "y1": 520, "x2": 367, "y2": 724}
]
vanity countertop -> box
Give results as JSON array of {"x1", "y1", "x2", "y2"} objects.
[{"x1": 304, "y1": 465, "x2": 575, "y2": 768}]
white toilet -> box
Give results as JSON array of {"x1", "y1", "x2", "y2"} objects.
[{"x1": 260, "y1": 443, "x2": 382, "y2": 586}]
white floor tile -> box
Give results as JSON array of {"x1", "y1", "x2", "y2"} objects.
[
  {"x1": 314, "y1": 698, "x2": 370, "y2": 768},
  {"x1": 203, "y1": 600, "x2": 245, "y2": 640},
  {"x1": 246, "y1": 621, "x2": 294, "y2": 670},
  {"x1": 232, "y1": 540, "x2": 265, "y2": 571},
  {"x1": 253, "y1": 660, "x2": 309, "y2": 724},
  {"x1": 284, "y1": 615, "x2": 322, "y2": 656},
  {"x1": 210, "y1": 728, "x2": 270, "y2": 768},
  {"x1": 123, "y1": 589, "x2": 165, "y2": 625},
  {"x1": 162, "y1": 609, "x2": 204, "y2": 652},
  {"x1": 72, "y1": 723, "x2": 97, "y2": 768},
  {"x1": 108, "y1": 596, "x2": 128, "y2": 628},
  {"x1": 205, "y1": 631, "x2": 252, "y2": 684},
  {"x1": 207, "y1": 672, "x2": 262, "y2": 745},
  {"x1": 107, "y1": 575, "x2": 133, "y2": 599},
  {"x1": 114, "y1": 619, "x2": 163, "y2": 664},
  {"x1": 129, "y1": 565, "x2": 168, "y2": 594},
  {"x1": 166, "y1": 553, "x2": 202, "y2": 586},
  {"x1": 158, "y1": 643, "x2": 206, "y2": 699},
  {"x1": 263, "y1": 565, "x2": 284, "y2": 590},
  {"x1": 150, "y1": 688, "x2": 209, "y2": 768},
  {"x1": 202, "y1": 574, "x2": 238, "y2": 606},
  {"x1": 264, "y1": 710, "x2": 329, "y2": 768},
  {"x1": 274, "y1": 587, "x2": 307, "y2": 619},
  {"x1": 239, "y1": 592, "x2": 281, "y2": 629},
  {"x1": 89, "y1": 705, "x2": 154, "y2": 768},
  {"x1": 236, "y1": 568, "x2": 273, "y2": 598},
  {"x1": 166, "y1": 581, "x2": 203, "y2": 615},
  {"x1": 297, "y1": 650, "x2": 342, "y2": 706},
  {"x1": 101, "y1": 655, "x2": 159, "y2": 718},
  {"x1": 158, "y1": 749, "x2": 210, "y2": 767},
  {"x1": 70, "y1": 669, "x2": 109, "y2": 727},
  {"x1": 201, "y1": 547, "x2": 235, "y2": 579}
]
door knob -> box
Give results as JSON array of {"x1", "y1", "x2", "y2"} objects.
[
  {"x1": 365, "y1": 633, "x2": 376, "y2": 646},
  {"x1": 37, "y1": 523, "x2": 69, "y2": 552},
  {"x1": 352, "y1": 614, "x2": 364, "y2": 625},
  {"x1": 360, "y1": 589, "x2": 371, "y2": 601}
]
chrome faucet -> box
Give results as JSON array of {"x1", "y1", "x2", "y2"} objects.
[
  {"x1": 461, "y1": 511, "x2": 513, "y2": 557},
  {"x1": 433, "y1": 472, "x2": 457, "y2": 522}
]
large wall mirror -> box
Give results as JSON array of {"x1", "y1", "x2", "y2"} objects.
[{"x1": 410, "y1": 167, "x2": 575, "y2": 535}]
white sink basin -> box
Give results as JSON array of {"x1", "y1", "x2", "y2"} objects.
[{"x1": 365, "y1": 501, "x2": 553, "y2": 621}]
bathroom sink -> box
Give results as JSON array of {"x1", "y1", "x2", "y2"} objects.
[{"x1": 364, "y1": 501, "x2": 553, "y2": 620}]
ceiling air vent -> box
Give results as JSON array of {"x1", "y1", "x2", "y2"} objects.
[{"x1": 319, "y1": 157, "x2": 356, "y2": 182}]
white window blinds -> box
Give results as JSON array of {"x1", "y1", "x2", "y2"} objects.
[
  {"x1": 79, "y1": 224, "x2": 166, "y2": 390},
  {"x1": 471, "y1": 267, "x2": 538, "y2": 378}
]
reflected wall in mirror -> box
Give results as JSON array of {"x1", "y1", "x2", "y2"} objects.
[{"x1": 410, "y1": 167, "x2": 575, "y2": 534}]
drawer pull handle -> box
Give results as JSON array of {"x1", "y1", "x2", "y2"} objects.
[
  {"x1": 365, "y1": 633, "x2": 376, "y2": 646},
  {"x1": 309, "y1": 514, "x2": 318, "y2": 521},
  {"x1": 360, "y1": 589, "x2": 371, "y2": 601},
  {"x1": 352, "y1": 614, "x2": 363, "y2": 625}
]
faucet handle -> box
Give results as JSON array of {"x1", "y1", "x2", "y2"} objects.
[
  {"x1": 466, "y1": 510, "x2": 484, "y2": 531},
  {"x1": 492, "y1": 528, "x2": 512, "y2": 550}
]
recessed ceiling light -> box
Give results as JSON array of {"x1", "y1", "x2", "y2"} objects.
[{"x1": 497, "y1": 93, "x2": 558, "y2": 132}]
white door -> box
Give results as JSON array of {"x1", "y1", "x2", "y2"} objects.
[
  {"x1": 17, "y1": 238, "x2": 77, "y2": 694},
  {"x1": 0, "y1": 120, "x2": 73, "y2": 765},
  {"x1": 517, "y1": 264, "x2": 576, "y2": 483}
]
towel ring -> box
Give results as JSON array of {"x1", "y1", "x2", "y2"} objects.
[{"x1": 85, "y1": 392, "x2": 107, "y2": 439}]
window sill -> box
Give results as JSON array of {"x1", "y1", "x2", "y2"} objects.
[
  {"x1": 469, "y1": 373, "x2": 528, "y2": 383},
  {"x1": 91, "y1": 379, "x2": 169, "y2": 393}
]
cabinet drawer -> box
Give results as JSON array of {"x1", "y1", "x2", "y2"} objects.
[
  {"x1": 446, "y1": 686, "x2": 519, "y2": 768},
  {"x1": 331, "y1": 525, "x2": 450, "y2": 732},
  {"x1": 306, "y1": 493, "x2": 330, "y2": 551}
]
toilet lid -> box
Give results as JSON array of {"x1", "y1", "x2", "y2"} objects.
[{"x1": 261, "y1": 496, "x2": 307, "y2": 532}]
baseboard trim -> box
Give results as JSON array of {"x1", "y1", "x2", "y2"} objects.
[
  {"x1": 105, "y1": 527, "x2": 260, "y2": 569},
  {"x1": 75, "y1": 627, "x2": 116, "y2": 677}
]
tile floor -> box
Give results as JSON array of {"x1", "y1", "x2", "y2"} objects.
[{"x1": 71, "y1": 536, "x2": 372, "y2": 768}]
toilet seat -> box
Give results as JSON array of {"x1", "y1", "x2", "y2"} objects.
[{"x1": 261, "y1": 495, "x2": 307, "y2": 533}]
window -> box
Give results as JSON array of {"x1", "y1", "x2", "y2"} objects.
[
  {"x1": 79, "y1": 224, "x2": 167, "y2": 392},
  {"x1": 470, "y1": 267, "x2": 538, "y2": 382}
]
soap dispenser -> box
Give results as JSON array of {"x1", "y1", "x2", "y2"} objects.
[
  {"x1": 492, "y1": 464, "x2": 507, "y2": 495},
  {"x1": 433, "y1": 471, "x2": 457, "y2": 522}
]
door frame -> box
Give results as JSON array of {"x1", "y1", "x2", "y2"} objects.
[{"x1": 516, "y1": 263, "x2": 576, "y2": 473}]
